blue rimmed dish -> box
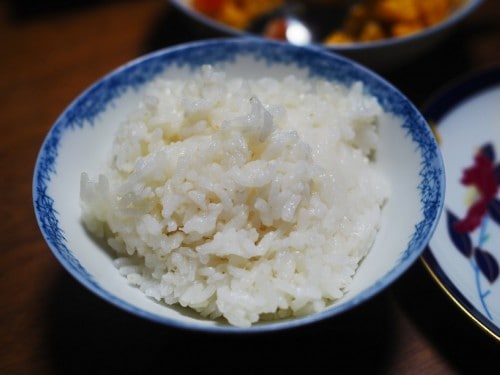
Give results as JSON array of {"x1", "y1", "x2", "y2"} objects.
[
  {"x1": 33, "y1": 38, "x2": 444, "y2": 333},
  {"x1": 422, "y1": 65, "x2": 500, "y2": 342}
]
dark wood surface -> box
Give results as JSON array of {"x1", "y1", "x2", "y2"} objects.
[{"x1": 1, "y1": 1, "x2": 499, "y2": 373}]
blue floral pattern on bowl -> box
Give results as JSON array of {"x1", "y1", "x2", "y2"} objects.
[{"x1": 33, "y1": 39, "x2": 444, "y2": 332}]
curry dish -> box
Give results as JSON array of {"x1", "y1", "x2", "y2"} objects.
[{"x1": 191, "y1": 0, "x2": 464, "y2": 43}]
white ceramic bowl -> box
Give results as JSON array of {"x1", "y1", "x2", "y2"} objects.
[
  {"x1": 33, "y1": 39, "x2": 445, "y2": 333},
  {"x1": 170, "y1": 0, "x2": 484, "y2": 71}
]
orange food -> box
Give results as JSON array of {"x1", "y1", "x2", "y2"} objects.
[
  {"x1": 192, "y1": 0, "x2": 282, "y2": 29},
  {"x1": 324, "y1": 0, "x2": 464, "y2": 44},
  {"x1": 193, "y1": 0, "x2": 224, "y2": 16},
  {"x1": 191, "y1": 0, "x2": 464, "y2": 44},
  {"x1": 262, "y1": 17, "x2": 288, "y2": 40}
]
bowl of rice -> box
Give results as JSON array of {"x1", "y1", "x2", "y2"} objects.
[
  {"x1": 170, "y1": 0, "x2": 484, "y2": 70},
  {"x1": 33, "y1": 38, "x2": 445, "y2": 333}
]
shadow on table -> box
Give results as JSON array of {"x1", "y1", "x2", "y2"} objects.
[
  {"x1": 44, "y1": 269, "x2": 398, "y2": 375},
  {"x1": 391, "y1": 260, "x2": 500, "y2": 373},
  {"x1": 5, "y1": 0, "x2": 125, "y2": 19}
]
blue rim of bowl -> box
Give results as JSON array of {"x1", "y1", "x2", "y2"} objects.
[
  {"x1": 169, "y1": 0, "x2": 484, "y2": 51},
  {"x1": 421, "y1": 65, "x2": 500, "y2": 342},
  {"x1": 33, "y1": 38, "x2": 444, "y2": 333}
]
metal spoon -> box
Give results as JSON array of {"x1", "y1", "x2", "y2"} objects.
[{"x1": 247, "y1": 0, "x2": 361, "y2": 45}]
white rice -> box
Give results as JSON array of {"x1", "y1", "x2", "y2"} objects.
[{"x1": 80, "y1": 65, "x2": 392, "y2": 327}]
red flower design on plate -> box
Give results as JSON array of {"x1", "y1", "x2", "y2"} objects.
[
  {"x1": 447, "y1": 143, "x2": 500, "y2": 285},
  {"x1": 454, "y1": 144, "x2": 499, "y2": 233}
]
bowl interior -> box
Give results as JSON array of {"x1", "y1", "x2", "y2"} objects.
[{"x1": 33, "y1": 39, "x2": 445, "y2": 332}]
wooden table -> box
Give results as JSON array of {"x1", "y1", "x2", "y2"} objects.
[{"x1": 1, "y1": 1, "x2": 499, "y2": 373}]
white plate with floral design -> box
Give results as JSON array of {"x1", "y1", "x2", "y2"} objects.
[{"x1": 422, "y1": 66, "x2": 500, "y2": 342}]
